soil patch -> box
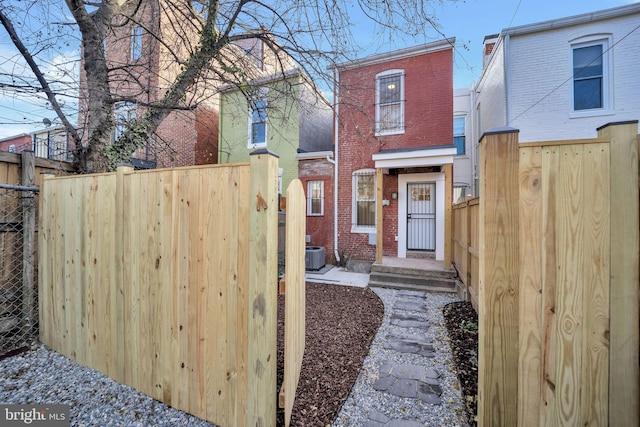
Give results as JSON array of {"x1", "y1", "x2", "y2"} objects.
[
  {"x1": 275, "y1": 284, "x2": 479, "y2": 427},
  {"x1": 443, "y1": 301, "x2": 478, "y2": 426},
  {"x1": 276, "y1": 282, "x2": 384, "y2": 426}
]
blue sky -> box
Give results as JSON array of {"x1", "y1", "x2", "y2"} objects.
[{"x1": 0, "y1": 0, "x2": 637, "y2": 139}]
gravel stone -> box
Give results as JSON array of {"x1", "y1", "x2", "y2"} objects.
[
  {"x1": 332, "y1": 288, "x2": 470, "y2": 427},
  {"x1": 0, "y1": 346, "x2": 215, "y2": 427}
]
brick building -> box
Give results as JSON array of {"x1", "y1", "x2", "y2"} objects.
[
  {"x1": 333, "y1": 40, "x2": 456, "y2": 266},
  {"x1": 79, "y1": 0, "x2": 288, "y2": 168}
]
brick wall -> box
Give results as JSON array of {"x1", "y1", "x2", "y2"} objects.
[
  {"x1": 337, "y1": 47, "x2": 453, "y2": 261},
  {"x1": 298, "y1": 157, "x2": 334, "y2": 264}
]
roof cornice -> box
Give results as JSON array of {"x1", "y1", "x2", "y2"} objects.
[
  {"x1": 332, "y1": 38, "x2": 455, "y2": 71},
  {"x1": 502, "y1": 3, "x2": 640, "y2": 37}
]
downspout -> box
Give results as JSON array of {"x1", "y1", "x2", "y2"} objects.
[
  {"x1": 332, "y1": 68, "x2": 340, "y2": 263},
  {"x1": 504, "y1": 33, "x2": 512, "y2": 126}
]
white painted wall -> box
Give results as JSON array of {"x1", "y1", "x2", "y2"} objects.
[
  {"x1": 474, "y1": 39, "x2": 507, "y2": 142},
  {"x1": 453, "y1": 88, "x2": 474, "y2": 200},
  {"x1": 474, "y1": 8, "x2": 640, "y2": 143}
]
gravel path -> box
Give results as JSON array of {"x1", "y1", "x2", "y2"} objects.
[
  {"x1": 0, "y1": 286, "x2": 468, "y2": 426},
  {"x1": 0, "y1": 346, "x2": 213, "y2": 426},
  {"x1": 332, "y1": 287, "x2": 470, "y2": 427}
]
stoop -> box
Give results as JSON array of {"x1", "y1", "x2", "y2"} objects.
[{"x1": 368, "y1": 256, "x2": 459, "y2": 294}]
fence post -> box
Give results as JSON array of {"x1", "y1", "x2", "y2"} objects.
[
  {"x1": 465, "y1": 199, "x2": 472, "y2": 299},
  {"x1": 478, "y1": 127, "x2": 520, "y2": 426},
  {"x1": 20, "y1": 150, "x2": 36, "y2": 338},
  {"x1": 444, "y1": 163, "x2": 453, "y2": 268},
  {"x1": 597, "y1": 121, "x2": 639, "y2": 426},
  {"x1": 115, "y1": 163, "x2": 133, "y2": 384},
  {"x1": 247, "y1": 149, "x2": 279, "y2": 427}
]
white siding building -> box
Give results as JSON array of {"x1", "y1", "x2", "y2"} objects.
[{"x1": 473, "y1": 3, "x2": 640, "y2": 144}]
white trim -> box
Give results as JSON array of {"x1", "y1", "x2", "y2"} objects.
[
  {"x1": 375, "y1": 70, "x2": 405, "y2": 136},
  {"x1": 372, "y1": 147, "x2": 456, "y2": 169},
  {"x1": 398, "y1": 173, "x2": 446, "y2": 260},
  {"x1": 569, "y1": 35, "x2": 613, "y2": 117},
  {"x1": 502, "y1": 3, "x2": 640, "y2": 37},
  {"x1": 351, "y1": 169, "x2": 376, "y2": 233},
  {"x1": 247, "y1": 88, "x2": 268, "y2": 149},
  {"x1": 296, "y1": 151, "x2": 334, "y2": 160},
  {"x1": 334, "y1": 38, "x2": 455, "y2": 70},
  {"x1": 307, "y1": 180, "x2": 324, "y2": 216}
]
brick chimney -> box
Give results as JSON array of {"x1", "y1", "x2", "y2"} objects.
[{"x1": 483, "y1": 34, "x2": 499, "y2": 69}]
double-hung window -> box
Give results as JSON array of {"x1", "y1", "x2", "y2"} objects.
[
  {"x1": 352, "y1": 170, "x2": 376, "y2": 231},
  {"x1": 454, "y1": 116, "x2": 466, "y2": 155},
  {"x1": 248, "y1": 88, "x2": 267, "y2": 148},
  {"x1": 113, "y1": 101, "x2": 137, "y2": 142},
  {"x1": 375, "y1": 70, "x2": 404, "y2": 135},
  {"x1": 307, "y1": 180, "x2": 324, "y2": 216},
  {"x1": 131, "y1": 26, "x2": 143, "y2": 61},
  {"x1": 571, "y1": 37, "x2": 610, "y2": 113}
]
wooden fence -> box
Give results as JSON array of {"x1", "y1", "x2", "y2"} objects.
[
  {"x1": 0, "y1": 151, "x2": 75, "y2": 356},
  {"x1": 38, "y1": 150, "x2": 303, "y2": 427},
  {"x1": 463, "y1": 121, "x2": 639, "y2": 426},
  {"x1": 279, "y1": 179, "x2": 306, "y2": 427},
  {"x1": 451, "y1": 197, "x2": 479, "y2": 310}
]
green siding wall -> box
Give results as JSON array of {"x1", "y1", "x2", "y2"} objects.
[{"x1": 219, "y1": 79, "x2": 301, "y2": 192}]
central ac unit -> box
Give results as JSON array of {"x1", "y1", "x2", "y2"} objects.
[{"x1": 305, "y1": 246, "x2": 325, "y2": 270}]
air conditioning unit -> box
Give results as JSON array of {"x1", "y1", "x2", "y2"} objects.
[{"x1": 305, "y1": 246, "x2": 325, "y2": 271}]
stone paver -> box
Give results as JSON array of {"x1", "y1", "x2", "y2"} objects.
[
  {"x1": 364, "y1": 411, "x2": 427, "y2": 427},
  {"x1": 389, "y1": 319, "x2": 430, "y2": 329},
  {"x1": 373, "y1": 363, "x2": 442, "y2": 405},
  {"x1": 385, "y1": 332, "x2": 435, "y2": 357},
  {"x1": 393, "y1": 301, "x2": 428, "y2": 312},
  {"x1": 389, "y1": 312, "x2": 426, "y2": 322},
  {"x1": 365, "y1": 287, "x2": 450, "y2": 426}
]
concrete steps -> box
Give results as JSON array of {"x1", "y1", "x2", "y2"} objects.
[{"x1": 368, "y1": 263, "x2": 459, "y2": 294}]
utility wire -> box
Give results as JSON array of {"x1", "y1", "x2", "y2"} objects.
[{"x1": 508, "y1": 22, "x2": 640, "y2": 125}]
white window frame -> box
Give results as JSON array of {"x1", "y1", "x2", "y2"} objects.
[
  {"x1": 351, "y1": 169, "x2": 376, "y2": 233},
  {"x1": 248, "y1": 88, "x2": 268, "y2": 149},
  {"x1": 569, "y1": 35, "x2": 612, "y2": 118},
  {"x1": 131, "y1": 26, "x2": 143, "y2": 61},
  {"x1": 307, "y1": 180, "x2": 324, "y2": 216},
  {"x1": 113, "y1": 101, "x2": 137, "y2": 142},
  {"x1": 375, "y1": 69, "x2": 405, "y2": 136},
  {"x1": 453, "y1": 115, "x2": 466, "y2": 156}
]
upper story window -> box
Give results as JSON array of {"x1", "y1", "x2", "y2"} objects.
[
  {"x1": 352, "y1": 169, "x2": 376, "y2": 232},
  {"x1": 113, "y1": 101, "x2": 137, "y2": 141},
  {"x1": 454, "y1": 116, "x2": 466, "y2": 155},
  {"x1": 131, "y1": 26, "x2": 143, "y2": 61},
  {"x1": 248, "y1": 88, "x2": 268, "y2": 148},
  {"x1": 375, "y1": 70, "x2": 404, "y2": 135},
  {"x1": 307, "y1": 180, "x2": 324, "y2": 216},
  {"x1": 571, "y1": 36, "x2": 611, "y2": 114}
]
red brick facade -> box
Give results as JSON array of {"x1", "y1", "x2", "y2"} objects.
[
  {"x1": 298, "y1": 157, "x2": 334, "y2": 264},
  {"x1": 78, "y1": 0, "x2": 219, "y2": 169},
  {"x1": 336, "y1": 45, "x2": 453, "y2": 262}
]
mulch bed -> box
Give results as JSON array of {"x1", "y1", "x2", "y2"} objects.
[
  {"x1": 275, "y1": 283, "x2": 480, "y2": 427},
  {"x1": 443, "y1": 301, "x2": 479, "y2": 426},
  {"x1": 276, "y1": 282, "x2": 384, "y2": 426}
]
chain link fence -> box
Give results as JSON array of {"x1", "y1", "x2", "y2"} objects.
[{"x1": 0, "y1": 185, "x2": 38, "y2": 357}]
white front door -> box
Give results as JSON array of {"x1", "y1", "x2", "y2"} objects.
[
  {"x1": 397, "y1": 173, "x2": 445, "y2": 260},
  {"x1": 406, "y1": 182, "x2": 436, "y2": 251}
]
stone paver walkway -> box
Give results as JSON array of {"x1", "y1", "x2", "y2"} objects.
[{"x1": 364, "y1": 290, "x2": 444, "y2": 427}]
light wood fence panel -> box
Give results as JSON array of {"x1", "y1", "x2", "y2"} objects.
[
  {"x1": 452, "y1": 198, "x2": 479, "y2": 310},
  {"x1": 280, "y1": 179, "x2": 306, "y2": 427},
  {"x1": 39, "y1": 154, "x2": 280, "y2": 427},
  {"x1": 474, "y1": 122, "x2": 639, "y2": 426}
]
